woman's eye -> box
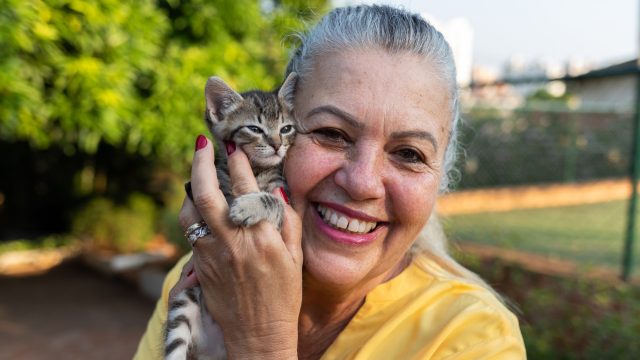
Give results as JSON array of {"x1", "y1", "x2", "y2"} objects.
[
  {"x1": 247, "y1": 126, "x2": 263, "y2": 134},
  {"x1": 395, "y1": 148, "x2": 424, "y2": 164},
  {"x1": 280, "y1": 125, "x2": 293, "y2": 134},
  {"x1": 313, "y1": 128, "x2": 347, "y2": 143}
]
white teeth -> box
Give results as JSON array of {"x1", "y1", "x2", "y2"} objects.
[
  {"x1": 347, "y1": 220, "x2": 360, "y2": 232},
  {"x1": 316, "y1": 204, "x2": 378, "y2": 234},
  {"x1": 330, "y1": 213, "x2": 339, "y2": 226},
  {"x1": 337, "y1": 216, "x2": 349, "y2": 229}
]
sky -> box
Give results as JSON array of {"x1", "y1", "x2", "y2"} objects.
[{"x1": 334, "y1": 0, "x2": 637, "y2": 72}]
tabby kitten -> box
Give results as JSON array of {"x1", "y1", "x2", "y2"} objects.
[{"x1": 164, "y1": 72, "x2": 298, "y2": 360}]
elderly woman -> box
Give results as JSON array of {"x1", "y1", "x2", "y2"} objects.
[{"x1": 135, "y1": 5, "x2": 525, "y2": 359}]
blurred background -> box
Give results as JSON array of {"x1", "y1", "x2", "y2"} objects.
[{"x1": 1, "y1": 0, "x2": 638, "y2": 359}]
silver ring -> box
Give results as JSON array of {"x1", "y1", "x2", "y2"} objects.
[
  {"x1": 184, "y1": 221, "x2": 211, "y2": 246},
  {"x1": 184, "y1": 221, "x2": 205, "y2": 236}
]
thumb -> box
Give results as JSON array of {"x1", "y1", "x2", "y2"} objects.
[
  {"x1": 274, "y1": 187, "x2": 303, "y2": 266},
  {"x1": 169, "y1": 260, "x2": 200, "y2": 300}
]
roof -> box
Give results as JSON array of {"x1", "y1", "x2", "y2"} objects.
[
  {"x1": 563, "y1": 59, "x2": 639, "y2": 81},
  {"x1": 469, "y1": 59, "x2": 639, "y2": 88}
]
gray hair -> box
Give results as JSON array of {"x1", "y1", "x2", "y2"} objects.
[
  {"x1": 285, "y1": 5, "x2": 502, "y2": 300},
  {"x1": 285, "y1": 4, "x2": 461, "y2": 193}
]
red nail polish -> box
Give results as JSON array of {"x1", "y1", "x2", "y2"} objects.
[
  {"x1": 279, "y1": 187, "x2": 290, "y2": 205},
  {"x1": 225, "y1": 141, "x2": 236, "y2": 155},
  {"x1": 195, "y1": 135, "x2": 207, "y2": 151},
  {"x1": 187, "y1": 269, "x2": 194, "y2": 276}
]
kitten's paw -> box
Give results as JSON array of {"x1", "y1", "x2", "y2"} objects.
[{"x1": 229, "y1": 192, "x2": 284, "y2": 229}]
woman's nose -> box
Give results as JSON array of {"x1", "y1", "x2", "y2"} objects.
[{"x1": 334, "y1": 144, "x2": 385, "y2": 201}]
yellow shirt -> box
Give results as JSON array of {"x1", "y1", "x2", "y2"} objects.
[{"x1": 134, "y1": 253, "x2": 526, "y2": 359}]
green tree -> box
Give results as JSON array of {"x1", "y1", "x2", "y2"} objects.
[
  {"x1": 1, "y1": 0, "x2": 168, "y2": 154},
  {"x1": 0, "y1": 0, "x2": 328, "y2": 239},
  {"x1": 0, "y1": 0, "x2": 328, "y2": 167}
]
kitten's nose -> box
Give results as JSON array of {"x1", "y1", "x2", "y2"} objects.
[{"x1": 269, "y1": 137, "x2": 282, "y2": 151}]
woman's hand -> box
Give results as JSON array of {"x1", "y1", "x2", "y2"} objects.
[
  {"x1": 179, "y1": 135, "x2": 303, "y2": 360},
  {"x1": 168, "y1": 257, "x2": 198, "y2": 301}
]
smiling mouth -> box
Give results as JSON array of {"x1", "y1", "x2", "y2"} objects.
[{"x1": 316, "y1": 204, "x2": 379, "y2": 234}]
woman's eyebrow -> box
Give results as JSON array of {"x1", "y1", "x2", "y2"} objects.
[
  {"x1": 390, "y1": 130, "x2": 438, "y2": 151},
  {"x1": 305, "y1": 105, "x2": 364, "y2": 130}
]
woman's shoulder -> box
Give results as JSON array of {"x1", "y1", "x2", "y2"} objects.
[
  {"x1": 331, "y1": 254, "x2": 526, "y2": 359},
  {"x1": 407, "y1": 254, "x2": 526, "y2": 359},
  {"x1": 409, "y1": 253, "x2": 521, "y2": 329}
]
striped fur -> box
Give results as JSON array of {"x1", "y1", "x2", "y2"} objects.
[{"x1": 164, "y1": 73, "x2": 298, "y2": 360}]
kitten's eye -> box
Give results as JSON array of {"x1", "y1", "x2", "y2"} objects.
[
  {"x1": 246, "y1": 126, "x2": 263, "y2": 134},
  {"x1": 395, "y1": 148, "x2": 425, "y2": 164},
  {"x1": 280, "y1": 125, "x2": 293, "y2": 134}
]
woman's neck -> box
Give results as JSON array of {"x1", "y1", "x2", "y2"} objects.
[
  {"x1": 297, "y1": 255, "x2": 411, "y2": 360},
  {"x1": 297, "y1": 285, "x2": 365, "y2": 360}
]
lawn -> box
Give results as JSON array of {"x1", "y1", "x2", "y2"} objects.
[{"x1": 445, "y1": 200, "x2": 640, "y2": 278}]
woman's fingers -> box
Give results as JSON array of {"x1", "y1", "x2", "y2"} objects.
[
  {"x1": 178, "y1": 195, "x2": 202, "y2": 231},
  {"x1": 191, "y1": 135, "x2": 229, "y2": 231},
  {"x1": 274, "y1": 188, "x2": 303, "y2": 266},
  {"x1": 226, "y1": 144, "x2": 260, "y2": 196},
  {"x1": 168, "y1": 258, "x2": 199, "y2": 300}
]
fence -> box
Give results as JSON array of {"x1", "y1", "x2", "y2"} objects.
[{"x1": 442, "y1": 105, "x2": 638, "y2": 280}]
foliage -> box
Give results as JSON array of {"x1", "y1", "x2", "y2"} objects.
[
  {"x1": 1, "y1": 0, "x2": 168, "y2": 154},
  {"x1": 71, "y1": 193, "x2": 157, "y2": 253},
  {"x1": 458, "y1": 108, "x2": 631, "y2": 188},
  {"x1": 0, "y1": 0, "x2": 328, "y2": 168},
  {"x1": 0, "y1": 234, "x2": 76, "y2": 255},
  {"x1": 526, "y1": 88, "x2": 573, "y2": 105},
  {"x1": 462, "y1": 257, "x2": 640, "y2": 359},
  {"x1": 0, "y1": 0, "x2": 328, "y2": 243}
]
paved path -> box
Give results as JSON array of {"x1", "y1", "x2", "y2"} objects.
[{"x1": 0, "y1": 261, "x2": 155, "y2": 360}]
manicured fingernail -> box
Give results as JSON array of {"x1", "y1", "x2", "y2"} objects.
[
  {"x1": 279, "y1": 187, "x2": 290, "y2": 205},
  {"x1": 195, "y1": 135, "x2": 207, "y2": 151},
  {"x1": 225, "y1": 141, "x2": 236, "y2": 155}
]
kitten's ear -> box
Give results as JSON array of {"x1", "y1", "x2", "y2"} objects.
[
  {"x1": 277, "y1": 72, "x2": 298, "y2": 113},
  {"x1": 205, "y1": 76, "x2": 243, "y2": 123}
]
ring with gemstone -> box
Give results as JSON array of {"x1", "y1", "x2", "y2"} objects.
[{"x1": 184, "y1": 221, "x2": 210, "y2": 246}]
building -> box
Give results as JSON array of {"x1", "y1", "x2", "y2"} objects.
[
  {"x1": 423, "y1": 15, "x2": 474, "y2": 87},
  {"x1": 563, "y1": 59, "x2": 637, "y2": 114}
]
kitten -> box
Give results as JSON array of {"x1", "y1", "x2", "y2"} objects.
[{"x1": 164, "y1": 72, "x2": 298, "y2": 360}]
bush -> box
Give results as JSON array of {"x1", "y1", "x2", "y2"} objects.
[
  {"x1": 458, "y1": 108, "x2": 631, "y2": 189},
  {"x1": 461, "y1": 257, "x2": 640, "y2": 359},
  {"x1": 72, "y1": 194, "x2": 157, "y2": 253}
]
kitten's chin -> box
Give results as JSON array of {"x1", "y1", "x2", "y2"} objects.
[{"x1": 251, "y1": 155, "x2": 283, "y2": 168}]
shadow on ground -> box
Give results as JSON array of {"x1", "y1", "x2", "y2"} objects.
[{"x1": 0, "y1": 260, "x2": 155, "y2": 359}]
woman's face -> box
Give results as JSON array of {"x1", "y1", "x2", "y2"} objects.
[{"x1": 284, "y1": 48, "x2": 452, "y2": 295}]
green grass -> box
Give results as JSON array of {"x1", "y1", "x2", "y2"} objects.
[{"x1": 445, "y1": 200, "x2": 640, "y2": 278}]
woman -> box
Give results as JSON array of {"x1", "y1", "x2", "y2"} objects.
[{"x1": 136, "y1": 5, "x2": 525, "y2": 359}]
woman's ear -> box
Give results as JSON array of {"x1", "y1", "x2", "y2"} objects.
[
  {"x1": 278, "y1": 72, "x2": 298, "y2": 113},
  {"x1": 204, "y1": 76, "x2": 244, "y2": 125}
]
